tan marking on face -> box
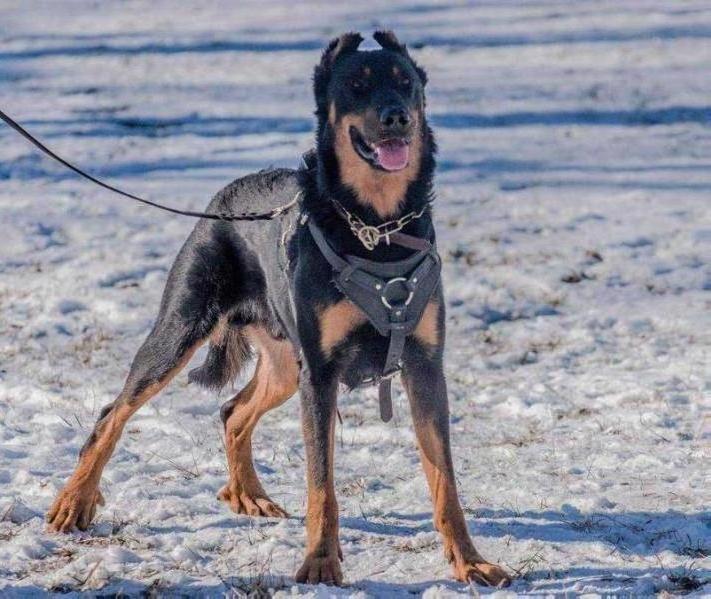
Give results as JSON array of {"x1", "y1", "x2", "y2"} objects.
[
  {"x1": 363, "y1": 66, "x2": 371, "y2": 76},
  {"x1": 333, "y1": 112, "x2": 423, "y2": 218},
  {"x1": 319, "y1": 300, "x2": 367, "y2": 355},
  {"x1": 413, "y1": 301, "x2": 440, "y2": 348},
  {"x1": 392, "y1": 65, "x2": 400, "y2": 76}
]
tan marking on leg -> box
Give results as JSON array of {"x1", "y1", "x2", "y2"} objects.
[
  {"x1": 210, "y1": 315, "x2": 229, "y2": 345},
  {"x1": 328, "y1": 101, "x2": 337, "y2": 126},
  {"x1": 415, "y1": 421, "x2": 473, "y2": 564},
  {"x1": 319, "y1": 300, "x2": 367, "y2": 356},
  {"x1": 413, "y1": 300, "x2": 439, "y2": 348},
  {"x1": 296, "y1": 412, "x2": 342, "y2": 585},
  {"x1": 333, "y1": 112, "x2": 423, "y2": 218},
  {"x1": 403, "y1": 378, "x2": 511, "y2": 587},
  {"x1": 297, "y1": 485, "x2": 341, "y2": 584},
  {"x1": 219, "y1": 326, "x2": 298, "y2": 518},
  {"x1": 47, "y1": 342, "x2": 202, "y2": 533},
  {"x1": 305, "y1": 485, "x2": 339, "y2": 556}
]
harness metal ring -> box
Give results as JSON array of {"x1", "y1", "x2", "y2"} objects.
[{"x1": 381, "y1": 277, "x2": 414, "y2": 310}]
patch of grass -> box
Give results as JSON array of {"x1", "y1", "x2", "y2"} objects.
[
  {"x1": 394, "y1": 537, "x2": 439, "y2": 554},
  {"x1": 224, "y1": 575, "x2": 288, "y2": 598},
  {"x1": 340, "y1": 477, "x2": 367, "y2": 498},
  {"x1": 665, "y1": 570, "x2": 705, "y2": 593},
  {"x1": 71, "y1": 328, "x2": 112, "y2": 366},
  {"x1": 513, "y1": 548, "x2": 547, "y2": 579},
  {"x1": 219, "y1": 550, "x2": 287, "y2": 598},
  {"x1": 566, "y1": 515, "x2": 606, "y2": 533},
  {"x1": 678, "y1": 536, "x2": 709, "y2": 559},
  {"x1": 145, "y1": 449, "x2": 200, "y2": 480}
]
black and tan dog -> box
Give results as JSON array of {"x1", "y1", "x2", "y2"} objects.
[{"x1": 46, "y1": 31, "x2": 511, "y2": 587}]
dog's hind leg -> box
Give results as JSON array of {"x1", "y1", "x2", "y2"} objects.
[
  {"x1": 218, "y1": 325, "x2": 299, "y2": 518},
  {"x1": 47, "y1": 313, "x2": 213, "y2": 533}
]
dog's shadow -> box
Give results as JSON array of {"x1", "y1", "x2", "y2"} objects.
[
  {"x1": 340, "y1": 507, "x2": 709, "y2": 594},
  {"x1": 351, "y1": 565, "x2": 709, "y2": 596},
  {"x1": 343, "y1": 506, "x2": 710, "y2": 559}
]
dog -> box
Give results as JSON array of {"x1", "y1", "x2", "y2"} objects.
[{"x1": 46, "y1": 31, "x2": 511, "y2": 588}]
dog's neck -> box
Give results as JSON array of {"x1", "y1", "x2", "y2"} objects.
[{"x1": 299, "y1": 123, "x2": 436, "y2": 260}]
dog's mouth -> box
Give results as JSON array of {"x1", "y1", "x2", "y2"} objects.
[{"x1": 349, "y1": 126, "x2": 410, "y2": 172}]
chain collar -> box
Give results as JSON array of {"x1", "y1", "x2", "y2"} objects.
[{"x1": 331, "y1": 200, "x2": 431, "y2": 251}]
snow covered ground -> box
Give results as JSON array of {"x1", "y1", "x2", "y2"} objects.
[{"x1": 1, "y1": 1, "x2": 709, "y2": 596}]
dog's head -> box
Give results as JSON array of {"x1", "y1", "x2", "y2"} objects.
[{"x1": 313, "y1": 31, "x2": 433, "y2": 217}]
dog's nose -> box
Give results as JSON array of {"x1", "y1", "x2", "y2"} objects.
[{"x1": 379, "y1": 106, "x2": 411, "y2": 131}]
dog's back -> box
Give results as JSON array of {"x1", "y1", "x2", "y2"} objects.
[{"x1": 182, "y1": 167, "x2": 302, "y2": 390}]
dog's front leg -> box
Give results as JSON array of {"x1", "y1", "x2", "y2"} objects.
[
  {"x1": 294, "y1": 365, "x2": 342, "y2": 585},
  {"x1": 402, "y1": 349, "x2": 511, "y2": 587}
]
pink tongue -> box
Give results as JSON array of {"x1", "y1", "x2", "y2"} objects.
[{"x1": 375, "y1": 140, "x2": 409, "y2": 171}]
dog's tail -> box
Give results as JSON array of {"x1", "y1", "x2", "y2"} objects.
[{"x1": 188, "y1": 325, "x2": 252, "y2": 391}]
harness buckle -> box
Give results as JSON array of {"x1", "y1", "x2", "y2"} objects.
[{"x1": 380, "y1": 277, "x2": 414, "y2": 310}]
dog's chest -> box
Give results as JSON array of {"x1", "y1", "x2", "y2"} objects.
[{"x1": 336, "y1": 323, "x2": 394, "y2": 389}]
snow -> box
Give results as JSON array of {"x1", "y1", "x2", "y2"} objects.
[{"x1": 0, "y1": 0, "x2": 709, "y2": 596}]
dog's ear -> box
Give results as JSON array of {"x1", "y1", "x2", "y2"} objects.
[
  {"x1": 372, "y1": 30, "x2": 404, "y2": 53},
  {"x1": 314, "y1": 32, "x2": 363, "y2": 117},
  {"x1": 373, "y1": 30, "x2": 427, "y2": 87},
  {"x1": 321, "y1": 32, "x2": 363, "y2": 67}
]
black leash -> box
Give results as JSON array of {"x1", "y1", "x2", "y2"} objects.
[{"x1": 0, "y1": 108, "x2": 299, "y2": 222}]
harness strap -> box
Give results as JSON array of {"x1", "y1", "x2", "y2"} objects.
[
  {"x1": 308, "y1": 220, "x2": 350, "y2": 270},
  {"x1": 389, "y1": 231, "x2": 433, "y2": 252},
  {"x1": 379, "y1": 312, "x2": 408, "y2": 422},
  {"x1": 378, "y1": 379, "x2": 394, "y2": 422}
]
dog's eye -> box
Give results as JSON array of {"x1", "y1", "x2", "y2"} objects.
[
  {"x1": 401, "y1": 77, "x2": 411, "y2": 88},
  {"x1": 350, "y1": 79, "x2": 364, "y2": 92}
]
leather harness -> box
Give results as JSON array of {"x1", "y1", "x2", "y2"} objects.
[{"x1": 307, "y1": 219, "x2": 441, "y2": 422}]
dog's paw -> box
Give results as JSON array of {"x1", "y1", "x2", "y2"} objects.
[
  {"x1": 46, "y1": 485, "x2": 105, "y2": 533},
  {"x1": 217, "y1": 484, "x2": 288, "y2": 518},
  {"x1": 295, "y1": 552, "x2": 343, "y2": 586},
  {"x1": 453, "y1": 560, "x2": 511, "y2": 587}
]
